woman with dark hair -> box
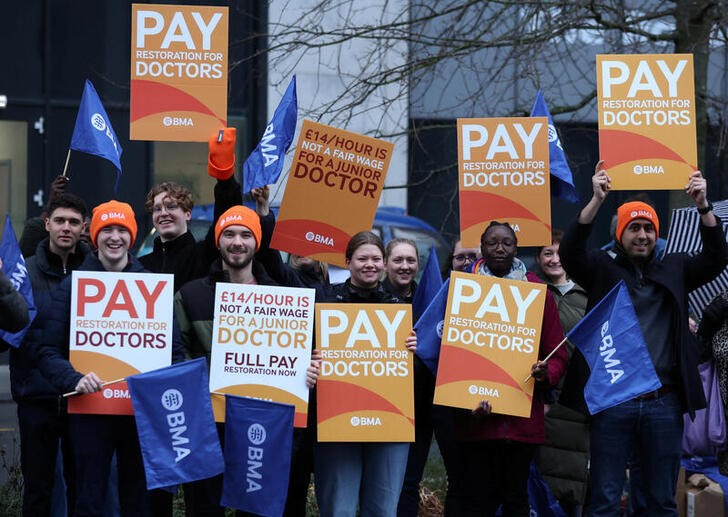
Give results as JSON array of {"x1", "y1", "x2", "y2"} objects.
[
  {"x1": 442, "y1": 239, "x2": 480, "y2": 279},
  {"x1": 315, "y1": 231, "x2": 417, "y2": 517},
  {"x1": 458, "y1": 221, "x2": 568, "y2": 516}
]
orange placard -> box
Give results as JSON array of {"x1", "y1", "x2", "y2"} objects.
[
  {"x1": 458, "y1": 117, "x2": 551, "y2": 248},
  {"x1": 433, "y1": 272, "x2": 546, "y2": 417},
  {"x1": 270, "y1": 120, "x2": 393, "y2": 267},
  {"x1": 68, "y1": 271, "x2": 175, "y2": 414},
  {"x1": 130, "y1": 4, "x2": 228, "y2": 141},
  {"x1": 597, "y1": 54, "x2": 696, "y2": 189},
  {"x1": 315, "y1": 304, "x2": 414, "y2": 442}
]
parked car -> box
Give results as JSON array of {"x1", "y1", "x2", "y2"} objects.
[{"x1": 136, "y1": 205, "x2": 450, "y2": 280}]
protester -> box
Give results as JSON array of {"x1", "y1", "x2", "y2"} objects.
[
  {"x1": 36, "y1": 200, "x2": 185, "y2": 516},
  {"x1": 559, "y1": 163, "x2": 728, "y2": 516},
  {"x1": 383, "y1": 238, "x2": 419, "y2": 302},
  {"x1": 698, "y1": 293, "x2": 728, "y2": 475},
  {"x1": 174, "y1": 205, "x2": 320, "y2": 516},
  {"x1": 457, "y1": 221, "x2": 568, "y2": 516},
  {"x1": 0, "y1": 260, "x2": 29, "y2": 333},
  {"x1": 18, "y1": 175, "x2": 72, "y2": 258},
  {"x1": 442, "y1": 239, "x2": 480, "y2": 279},
  {"x1": 532, "y1": 229, "x2": 589, "y2": 516},
  {"x1": 314, "y1": 231, "x2": 417, "y2": 517},
  {"x1": 0, "y1": 194, "x2": 91, "y2": 516},
  {"x1": 139, "y1": 127, "x2": 243, "y2": 292}
]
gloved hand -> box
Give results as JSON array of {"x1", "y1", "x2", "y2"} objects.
[{"x1": 208, "y1": 128, "x2": 236, "y2": 180}]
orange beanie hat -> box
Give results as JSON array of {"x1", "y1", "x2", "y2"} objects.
[
  {"x1": 616, "y1": 201, "x2": 659, "y2": 246},
  {"x1": 90, "y1": 200, "x2": 138, "y2": 247},
  {"x1": 215, "y1": 206, "x2": 262, "y2": 251}
]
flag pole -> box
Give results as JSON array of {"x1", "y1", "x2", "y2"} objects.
[
  {"x1": 62, "y1": 376, "x2": 125, "y2": 398},
  {"x1": 524, "y1": 335, "x2": 568, "y2": 383},
  {"x1": 61, "y1": 149, "x2": 71, "y2": 177}
]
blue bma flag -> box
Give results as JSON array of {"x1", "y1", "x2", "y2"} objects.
[
  {"x1": 412, "y1": 246, "x2": 443, "y2": 323},
  {"x1": 567, "y1": 281, "x2": 661, "y2": 414},
  {"x1": 530, "y1": 90, "x2": 578, "y2": 203},
  {"x1": 221, "y1": 395, "x2": 294, "y2": 517},
  {"x1": 126, "y1": 358, "x2": 224, "y2": 490},
  {"x1": 0, "y1": 215, "x2": 37, "y2": 348},
  {"x1": 243, "y1": 75, "x2": 298, "y2": 194},
  {"x1": 70, "y1": 80, "x2": 123, "y2": 189},
  {"x1": 414, "y1": 278, "x2": 449, "y2": 375}
]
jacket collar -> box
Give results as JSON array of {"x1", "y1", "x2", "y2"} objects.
[{"x1": 152, "y1": 231, "x2": 195, "y2": 254}]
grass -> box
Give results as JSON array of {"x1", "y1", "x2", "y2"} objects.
[{"x1": 0, "y1": 437, "x2": 448, "y2": 517}]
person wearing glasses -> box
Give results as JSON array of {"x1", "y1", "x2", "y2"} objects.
[
  {"x1": 457, "y1": 221, "x2": 568, "y2": 516},
  {"x1": 139, "y1": 128, "x2": 242, "y2": 293},
  {"x1": 443, "y1": 239, "x2": 481, "y2": 279}
]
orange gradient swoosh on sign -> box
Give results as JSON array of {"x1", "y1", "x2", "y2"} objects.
[
  {"x1": 130, "y1": 80, "x2": 225, "y2": 125},
  {"x1": 437, "y1": 346, "x2": 530, "y2": 398},
  {"x1": 273, "y1": 219, "x2": 353, "y2": 257},
  {"x1": 318, "y1": 379, "x2": 414, "y2": 425},
  {"x1": 460, "y1": 191, "x2": 549, "y2": 232},
  {"x1": 599, "y1": 129, "x2": 695, "y2": 169},
  {"x1": 70, "y1": 350, "x2": 141, "y2": 379}
]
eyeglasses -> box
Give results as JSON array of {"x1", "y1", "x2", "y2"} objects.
[
  {"x1": 152, "y1": 203, "x2": 180, "y2": 213},
  {"x1": 483, "y1": 239, "x2": 515, "y2": 250},
  {"x1": 453, "y1": 253, "x2": 478, "y2": 263}
]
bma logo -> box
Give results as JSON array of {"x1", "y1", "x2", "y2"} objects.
[
  {"x1": 350, "y1": 416, "x2": 382, "y2": 427},
  {"x1": 547, "y1": 124, "x2": 563, "y2": 150},
  {"x1": 629, "y1": 209, "x2": 654, "y2": 222},
  {"x1": 246, "y1": 424, "x2": 266, "y2": 493},
  {"x1": 161, "y1": 389, "x2": 183, "y2": 411},
  {"x1": 162, "y1": 389, "x2": 191, "y2": 462},
  {"x1": 100, "y1": 212, "x2": 126, "y2": 222},
  {"x1": 163, "y1": 116, "x2": 194, "y2": 127},
  {"x1": 219, "y1": 214, "x2": 243, "y2": 227},
  {"x1": 436, "y1": 320, "x2": 444, "y2": 339},
  {"x1": 304, "y1": 231, "x2": 334, "y2": 247},
  {"x1": 468, "y1": 385, "x2": 500, "y2": 397},
  {"x1": 91, "y1": 113, "x2": 107, "y2": 131},
  {"x1": 103, "y1": 388, "x2": 131, "y2": 399},
  {"x1": 633, "y1": 165, "x2": 665, "y2": 175}
]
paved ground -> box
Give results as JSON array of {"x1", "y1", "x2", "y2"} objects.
[{"x1": 0, "y1": 364, "x2": 20, "y2": 486}]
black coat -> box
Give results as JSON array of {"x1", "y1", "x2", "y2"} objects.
[
  {"x1": 558, "y1": 217, "x2": 728, "y2": 417},
  {"x1": 1, "y1": 239, "x2": 89, "y2": 400}
]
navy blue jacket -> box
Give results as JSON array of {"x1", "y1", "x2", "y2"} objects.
[
  {"x1": 1, "y1": 239, "x2": 89, "y2": 400},
  {"x1": 36, "y1": 251, "x2": 185, "y2": 394},
  {"x1": 559, "y1": 217, "x2": 728, "y2": 417}
]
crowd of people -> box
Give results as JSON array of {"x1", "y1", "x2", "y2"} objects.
[{"x1": 1, "y1": 129, "x2": 726, "y2": 517}]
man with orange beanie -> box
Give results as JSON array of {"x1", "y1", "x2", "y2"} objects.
[
  {"x1": 140, "y1": 127, "x2": 243, "y2": 292},
  {"x1": 559, "y1": 162, "x2": 728, "y2": 517},
  {"x1": 174, "y1": 206, "x2": 320, "y2": 516},
  {"x1": 35, "y1": 200, "x2": 185, "y2": 516}
]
